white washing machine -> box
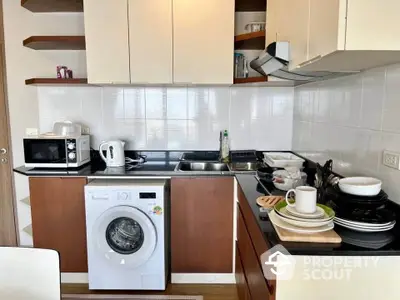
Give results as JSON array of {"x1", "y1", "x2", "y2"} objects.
[{"x1": 84, "y1": 179, "x2": 169, "y2": 290}]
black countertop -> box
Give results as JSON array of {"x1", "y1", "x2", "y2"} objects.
[
  {"x1": 14, "y1": 161, "x2": 236, "y2": 177},
  {"x1": 235, "y1": 174, "x2": 400, "y2": 256},
  {"x1": 14, "y1": 150, "x2": 261, "y2": 177},
  {"x1": 14, "y1": 150, "x2": 400, "y2": 256}
]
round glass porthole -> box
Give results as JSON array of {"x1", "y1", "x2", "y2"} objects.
[{"x1": 105, "y1": 217, "x2": 145, "y2": 255}]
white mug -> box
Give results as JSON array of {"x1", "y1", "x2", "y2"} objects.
[{"x1": 285, "y1": 186, "x2": 317, "y2": 214}]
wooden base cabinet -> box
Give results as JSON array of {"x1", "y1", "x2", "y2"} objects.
[
  {"x1": 235, "y1": 243, "x2": 252, "y2": 300},
  {"x1": 171, "y1": 177, "x2": 234, "y2": 273},
  {"x1": 29, "y1": 177, "x2": 88, "y2": 272},
  {"x1": 237, "y1": 182, "x2": 275, "y2": 300}
]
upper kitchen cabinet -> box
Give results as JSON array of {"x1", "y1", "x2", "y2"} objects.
[
  {"x1": 266, "y1": 0, "x2": 294, "y2": 49},
  {"x1": 173, "y1": 0, "x2": 235, "y2": 84},
  {"x1": 282, "y1": 0, "x2": 400, "y2": 72},
  {"x1": 129, "y1": 0, "x2": 173, "y2": 84},
  {"x1": 308, "y1": 0, "x2": 342, "y2": 62},
  {"x1": 83, "y1": 0, "x2": 130, "y2": 84},
  {"x1": 283, "y1": 0, "x2": 309, "y2": 70}
]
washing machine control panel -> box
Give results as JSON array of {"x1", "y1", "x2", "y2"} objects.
[
  {"x1": 139, "y1": 192, "x2": 156, "y2": 199},
  {"x1": 118, "y1": 192, "x2": 129, "y2": 200},
  {"x1": 117, "y1": 192, "x2": 130, "y2": 201}
]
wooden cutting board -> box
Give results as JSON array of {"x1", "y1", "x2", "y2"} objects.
[{"x1": 271, "y1": 222, "x2": 342, "y2": 243}]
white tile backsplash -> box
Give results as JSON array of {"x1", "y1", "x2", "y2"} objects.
[
  {"x1": 38, "y1": 86, "x2": 294, "y2": 151},
  {"x1": 293, "y1": 63, "x2": 400, "y2": 204}
]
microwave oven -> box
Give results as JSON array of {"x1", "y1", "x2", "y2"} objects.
[{"x1": 23, "y1": 135, "x2": 91, "y2": 168}]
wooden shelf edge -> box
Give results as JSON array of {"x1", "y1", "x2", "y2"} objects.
[
  {"x1": 234, "y1": 77, "x2": 268, "y2": 84},
  {"x1": 21, "y1": 0, "x2": 84, "y2": 12},
  {"x1": 25, "y1": 78, "x2": 88, "y2": 85},
  {"x1": 23, "y1": 36, "x2": 86, "y2": 50},
  {"x1": 235, "y1": 31, "x2": 265, "y2": 43},
  {"x1": 235, "y1": 0, "x2": 266, "y2": 12}
]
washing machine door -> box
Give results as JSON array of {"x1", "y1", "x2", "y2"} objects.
[{"x1": 93, "y1": 205, "x2": 157, "y2": 268}]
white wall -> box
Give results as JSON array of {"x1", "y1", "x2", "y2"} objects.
[
  {"x1": 2, "y1": 0, "x2": 85, "y2": 245},
  {"x1": 38, "y1": 86, "x2": 294, "y2": 151},
  {"x1": 293, "y1": 64, "x2": 400, "y2": 204}
]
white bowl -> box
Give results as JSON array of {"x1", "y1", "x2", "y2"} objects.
[{"x1": 338, "y1": 177, "x2": 382, "y2": 196}]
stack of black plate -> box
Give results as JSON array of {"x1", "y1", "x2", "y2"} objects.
[{"x1": 325, "y1": 185, "x2": 396, "y2": 233}]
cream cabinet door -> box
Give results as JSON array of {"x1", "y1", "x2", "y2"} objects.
[
  {"x1": 129, "y1": 0, "x2": 173, "y2": 84},
  {"x1": 286, "y1": 0, "x2": 310, "y2": 70},
  {"x1": 266, "y1": 0, "x2": 278, "y2": 46},
  {"x1": 346, "y1": 0, "x2": 400, "y2": 50},
  {"x1": 173, "y1": 0, "x2": 234, "y2": 84},
  {"x1": 83, "y1": 0, "x2": 130, "y2": 84},
  {"x1": 266, "y1": 0, "x2": 288, "y2": 46},
  {"x1": 308, "y1": 0, "x2": 342, "y2": 60}
]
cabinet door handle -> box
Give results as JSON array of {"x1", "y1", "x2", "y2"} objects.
[
  {"x1": 0, "y1": 148, "x2": 6, "y2": 155},
  {"x1": 297, "y1": 55, "x2": 322, "y2": 68},
  {"x1": 1, "y1": 158, "x2": 8, "y2": 164}
]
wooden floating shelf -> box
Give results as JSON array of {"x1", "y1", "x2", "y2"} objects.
[
  {"x1": 235, "y1": 0, "x2": 266, "y2": 12},
  {"x1": 234, "y1": 31, "x2": 266, "y2": 50},
  {"x1": 25, "y1": 78, "x2": 88, "y2": 85},
  {"x1": 234, "y1": 77, "x2": 268, "y2": 84},
  {"x1": 21, "y1": 0, "x2": 83, "y2": 12},
  {"x1": 23, "y1": 36, "x2": 86, "y2": 50}
]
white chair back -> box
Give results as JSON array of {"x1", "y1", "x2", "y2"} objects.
[{"x1": 0, "y1": 247, "x2": 61, "y2": 300}]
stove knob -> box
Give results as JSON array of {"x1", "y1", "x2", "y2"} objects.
[
  {"x1": 119, "y1": 192, "x2": 129, "y2": 201},
  {"x1": 68, "y1": 152, "x2": 76, "y2": 160},
  {"x1": 67, "y1": 143, "x2": 76, "y2": 150}
]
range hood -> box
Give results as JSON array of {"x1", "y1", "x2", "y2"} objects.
[{"x1": 250, "y1": 42, "x2": 347, "y2": 82}]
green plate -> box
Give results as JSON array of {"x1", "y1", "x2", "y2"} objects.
[{"x1": 274, "y1": 200, "x2": 335, "y2": 219}]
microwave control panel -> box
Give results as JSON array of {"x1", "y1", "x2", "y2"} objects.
[{"x1": 66, "y1": 139, "x2": 77, "y2": 162}]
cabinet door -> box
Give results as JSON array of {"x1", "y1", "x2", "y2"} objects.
[
  {"x1": 29, "y1": 177, "x2": 88, "y2": 272},
  {"x1": 171, "y1": 177, "x2": 234, "y2": 273},
  {"x1": 173, "y1": 0, "x2": 234, "y2": 84},
  {"x1": 237, "y1": 207, "x2": 272, "y2": 300},
  {"x1": 129, "y1": 0, "x2": 173, "y2": 84},
  {"x1": 285, "y1": 0, "x2": 310, "y2": 70},
  {"x1": 236, "y1": 243, "x2": 252, "y2": 300},
  {"x1": 83, "y1": 0, "x2": 130, "y2": 84},
  {"x1": 346, "y1": 0, "x2": 400, "y2": 50},
  {"x1": 266, "y1": 0, "x2": 286, "y2": 46},
  {"x1": 308, "y1": 0, "x2": 341, "y2": 60}
]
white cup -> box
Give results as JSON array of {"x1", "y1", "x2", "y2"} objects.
[{"x1": 285, "y1": 186, "x2": 317, "y2": 214}]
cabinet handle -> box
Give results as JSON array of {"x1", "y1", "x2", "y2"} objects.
[
  {"x1": 1, "y1": 158, "x2": 8, "y2": 164},
  {"x1": 297, "y1": 55, "x2": 322, "y2": 68},
  {"x1": 0, "y1": 148, "x2": 6, "y2": 155}
]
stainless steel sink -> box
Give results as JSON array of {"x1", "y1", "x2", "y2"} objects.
[
  {"x1": 229, "y1": 162, "x2": 263, "y2": 172},
  {"x1": 180, "y1": 152, "x2": 220, "y2": 161},
  {"x1": 175, "y1": 162, "x2": 230, "y2": 172}
]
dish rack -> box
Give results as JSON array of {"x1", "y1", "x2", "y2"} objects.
[{"x1": 263, "y1": 152, "x2": 305, "y2": 168}]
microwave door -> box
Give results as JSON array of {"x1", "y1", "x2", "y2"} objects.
[{"x1": 24, "y1": 139, "x2": 67, "y2": 166}]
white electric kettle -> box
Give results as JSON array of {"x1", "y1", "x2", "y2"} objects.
[{"x1": 99, "y1": 140, "x2": 125, "y2": 167}]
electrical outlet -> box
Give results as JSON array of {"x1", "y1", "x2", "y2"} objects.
[
  {"x1": 383, "y1": 150, "x2": 400, "y2": 169},
  {"x1": 81, "y1": 127, "x2": 90, "y2": 135},
  {"x1": 25, "y1": 128, "x2": 38, "y2": 136}
]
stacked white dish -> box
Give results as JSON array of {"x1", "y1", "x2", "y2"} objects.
[
  {"x1": 270, "y1": 201, "x2": 335, "y2": 234},
  {"x1": 328, "y1": 177, "x2": 396, "y2": 233},
  {"x1": 334, "y1": 217, "x2": 395, "y2": 232}
]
